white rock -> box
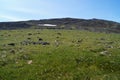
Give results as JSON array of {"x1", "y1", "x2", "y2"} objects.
[
  {"x1": 100, "y1": 51, "x2": 110, "y2": 56},
  {"x1": 27, "y1": 60, "x2": 33, "y2": 64}
]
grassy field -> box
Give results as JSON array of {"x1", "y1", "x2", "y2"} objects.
[{"x1": 0, "y1": 29, "x2": 120, "y2": 80}]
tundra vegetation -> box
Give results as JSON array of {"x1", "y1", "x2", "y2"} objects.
[{"x1": 0, "y1": 29, "x2": 120, "y2": 80}]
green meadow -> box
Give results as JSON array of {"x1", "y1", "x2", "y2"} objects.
[{"x1": 0, "y1": 29, "x2": 120, "y2": 80}]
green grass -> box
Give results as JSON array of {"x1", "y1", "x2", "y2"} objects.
[{"x1": 0, "y1": 29, "x2": 120, "y2": 80}]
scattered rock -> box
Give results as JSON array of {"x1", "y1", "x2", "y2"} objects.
[
  {"x1": 38, "y1": 38, "x2": 43, "y2": 41},
  {"x1": 37, "y1": 32, "x2": 40, "y2": 34},
  {"x1": 8, "y1": 43, "x2": 15, "y2": 46},
  {"x1": 100, "y1": 51, "x2": 110, "y2": 56},
  {"x1": 28, "y1": 33, "x2": 32, "y2": 35},
  {"x1": 27, "y1": 38, "x2": 31, "y2": 40},
  {"x1": 16, "y1": 62, "x2": 18, "y2": 64},
  {"x1": 10, "y1": 49, "x2": 16, "y2": 54},
  {"x1": 19, "y1": 48, "x2": 24, "y2": 53},
  {"x1": 20, "y1": 41, "x2": 31, "y2": 45},
  {"x1": 106, "y1": 46, "x2": 113, "y2": 48},
  {"x1": 8, "y1": 34, "x2": 11, "y2": 36},
  {"x1": 20, "y1": 40, "x2": 50, "y2": 46},
  {"x1": 40, "y1": 42, "x2": 50, "y2": 45},
  {"x1": 55, "y1": 40, "x2": 60, "y2": 47},
  {"x1": 56, "y1": 36, "x2": 59, "y2": 38},
  {"x1": 27, "y1": 60, "x2": 32, "y2": 64},
  {"x1": 0, "y1": 35, "x2": 4, "y2": 36},
  {"x1": 77, "y1": 39, "x2": 83, "y2": 43}
]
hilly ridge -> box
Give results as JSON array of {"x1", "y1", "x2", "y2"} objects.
[{"x1": 0, "y1": 18, "x2": 120, "y2": 33}]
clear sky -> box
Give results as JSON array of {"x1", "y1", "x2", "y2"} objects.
[{"x1": 0, "y1": 0, "x2": 120, "y2": 22}]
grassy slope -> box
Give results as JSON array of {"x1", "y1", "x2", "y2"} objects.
[{"x1": 0, "y1": 29, "x2": 120, "y2": 80}]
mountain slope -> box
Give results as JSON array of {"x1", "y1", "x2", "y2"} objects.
[{"x1": 0, "y1": 18, "x2": 120, "y2": 33}]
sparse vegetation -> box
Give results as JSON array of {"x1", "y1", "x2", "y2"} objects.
[{"x1": 0, "y1": 29, "x2": 120, "y2": 80}]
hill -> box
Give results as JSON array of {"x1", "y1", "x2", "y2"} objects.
[{"x1": 0, "y1": 18, "x2": 120, "y2": 33}]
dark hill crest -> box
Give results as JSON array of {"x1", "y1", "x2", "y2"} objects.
[{"x1": 0, "y1": 18, "x2": 120, "y2": 33}]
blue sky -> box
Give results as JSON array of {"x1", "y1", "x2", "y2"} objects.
[{"x1": 0, "y1": 0, "x2": 120, "y2": 22}]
